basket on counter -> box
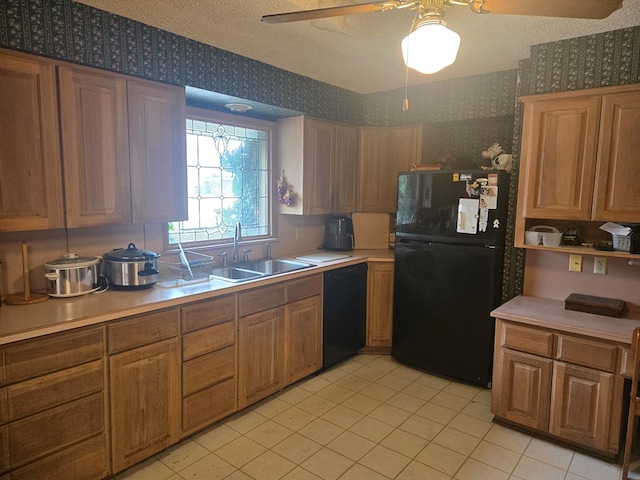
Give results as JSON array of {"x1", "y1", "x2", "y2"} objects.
[
  {"x1": 158, "y1": 251, "x2": 215, "y2": 281},
  {"x1": 612, "y1": 234, "x2": 631, "y2": 252}
]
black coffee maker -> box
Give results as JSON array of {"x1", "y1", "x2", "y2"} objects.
[{"x1": 322, "y1": 216, "x2": 354, "y2": 251}]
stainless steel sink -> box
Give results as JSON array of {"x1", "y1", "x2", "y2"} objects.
[
  {"x1": 242, "y1": 259, "x2": 312, "y2": 275},
  {"x1": 209, "y1": 267, "x2": 264, "y2": 283},
  {"x1": 209, "y1": 259, "x2": 311, "y2": 283}
]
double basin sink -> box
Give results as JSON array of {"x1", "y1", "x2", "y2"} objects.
[{"x1": 210, "y1": 259, "x2": 312, "y2": 283}]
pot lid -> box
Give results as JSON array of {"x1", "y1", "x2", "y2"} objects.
[
  {"x1": 104, "y1": 243, "x2": 160, "y2": 262},
  {"x1": 45, "y1": 252, "x2": 102, "y2": 269}
]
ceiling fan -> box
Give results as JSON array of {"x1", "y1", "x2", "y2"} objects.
[{"x1": 262, "y1": 0, "x2": 623, "y2": 75}]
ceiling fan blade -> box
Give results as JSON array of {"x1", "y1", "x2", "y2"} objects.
[
  {"x1": 473, "y1": 0, "x2": 623, "y2": 19},
  {"x1": 261, "y1": 1, "x2": 403, "y2": 24}
]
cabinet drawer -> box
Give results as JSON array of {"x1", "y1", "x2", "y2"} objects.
[
  {"x1": 500, "y1": 322, "x2": 554, "y2": 357},
  {"x1": 621, "y1": 347, "x2": 634, "y2": 377},
  {"x1": 9, "y1": 392, "x2": 105, "y2": 467},
  {"x1": 286, "y1": 274, "x2": 322, "y2": 303},
  {"x1": 239, "y1": 284, "x2": 285, "y2": 317},
  {"x1": 108, "y1": 308, "x2": 179, "y2": 354},
  {"x1": 0, "y1": 389, "x2": 6, "y2": 425},
  {"x1": 182, "y1": 377, "x2": 236, "y2": 435},
  {"x1": 183, "y1": 346, "x2": 235, "y2": 396},
  {"x1": 556, "y1": 334, "x2": 618, "y2": 373},
  {"x1": 182, "y1": 321, "x2": 235, "y2": 361},
  {"x1": 0, "y1": 425, "x2": 7, "y2": 474},
  {"x1": 0, "y1": 351, "x2": 5, "y2": 386},
  {"x1": 9, "y1": 433, "x2": 109, "y2": 480},
  {"x1": 181, "y1": 295, "x2": 236, "y2": 333},
  {"x1": 2, "y1": 326, "x2": 104, "y2": 384},
  {"x1": 7, "y1": 360, "x2": 104, "y2": 421}
]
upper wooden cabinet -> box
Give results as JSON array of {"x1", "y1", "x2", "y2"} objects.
[
  {"x1": 0, "y1": 49, "x2": 64, "y2": 232},
  {"x1": 0, "y1": 48, "x2": 187, "y2": 232},
  {"x1": 358, "y1": 125, "x2": 436, "y2": 213},
  {"x1": 127, "y1": 79, "x2": 188, "y2": 224},
  {"x1": 59, "y1": 65, "x2": 187, "y2": 227},
  {"x1": 58, "y1": 65, "x2": 132, "y2": 227},
  {"x1": 277, "y1": 116, "x2": 358, "y2": 215},
  {"x1": 516, "y1": 84, "x2": 640, "y2": 252}
]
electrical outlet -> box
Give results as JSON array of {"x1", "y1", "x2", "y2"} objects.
[
  {"x1": 594, "y1": 256, "x2": 607, "y2": 274},
  {"x1": 295, "y1": 227, "x2": 305, "y2": 240},
  {"x1": 569, "y1": 254, "x2": 583, "y2": 272}
]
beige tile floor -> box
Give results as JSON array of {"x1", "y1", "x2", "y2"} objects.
[{"x1": 116, "y1": 354, "x2": 625, "y2": 480}]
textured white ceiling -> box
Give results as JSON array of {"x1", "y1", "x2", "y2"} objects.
[{"x1": 75, "y1": 0, "x2": 640, "y2": 94}]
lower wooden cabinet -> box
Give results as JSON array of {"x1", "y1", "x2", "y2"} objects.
[
  {"x1": 0, "y1": 272, "x2": 326, "y2": 478},
  {"x1": 180, "y1": 296, "x2": 237, "y2": 436},
  {"x1": 0, "y1": 326, "x2": 108, "y2": 480},
  {"x1": 285, "y1": 295, "x2": 322, "y2": 385},
  {"x1": 494, "y1": 349, "x2": 552, "y2": 431},
  {"x1": 238, "y1": 307, "x2": 285, "y2": 410},
  {"x1": 238, "y1": 274, "x2": 323, "y2": 409},
  {"x1": 492, "y1": 318, "x2": 624, "y2": 456},
  {"x1": 108, "y1": 310, "x2": 181, "y2": 473},
  {"x1": 366, "y1": 262, "x2": 394, "y2": 348},
  {"x1": 549, "y1": 362, "x2": 616, "y2": 451}
]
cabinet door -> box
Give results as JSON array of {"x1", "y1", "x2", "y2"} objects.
[
  {"x1": 519, "y1": 96, "x2": 601, "y2": 220},
  {"x1": 366, "y1": 263, "x2": 394, "y2": 348},
  {"x1": 358, "y1": 127, "x2": 391, "y2": 212},
  {"x1": 493, "y1": 349, "x2": 553, "y2": 431},
  {"x1": 110, "y1": 339, "x2": 180, "y2": 472},
  {"x1": 333, "y1": 124, "x2": 359, "y2": 213},
  {"x1": 304, "y1": 118, "x2": 334, "y2": 215},
  {"x1": 127, "y1": 80, "x2": 187, "y2": 223},
  {"x1": 58, "y1": 65, "x2": 132, "y2": 227},
  {"x1": 389, "y1": 126, "x2": 426, "y2": 211},
  {"x1": 0, "y1": 50, "x2": 64, "y2": 231},
  {"x1": 549, "y1": 362, "x2": 615, "y2": 452},
  {"x1": 285, "y1": 296, "x2": 322, "y2": 385},
  {"x1": 238, "y1": 307, "x2": 285, "y2": 409},
  {"x1": 593, "y1": 89, "x2": 640, "y2": 222}
]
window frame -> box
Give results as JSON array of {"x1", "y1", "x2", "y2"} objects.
[{"x1": 164, "y1": 106, "x2": 278, "y2": 251}]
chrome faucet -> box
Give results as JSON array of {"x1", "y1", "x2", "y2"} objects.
[{"x1": 232, "y1": 221, "x2": 241, "y2": 262}]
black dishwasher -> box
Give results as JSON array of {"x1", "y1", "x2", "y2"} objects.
[{"x1": 322, "y1": 263, "x2": 367, "y2": 369}]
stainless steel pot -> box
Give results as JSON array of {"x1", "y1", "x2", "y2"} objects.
[
  {"x1": 44, "y1": 253, "x2": 102, "y2": 297},
  {"x1": 103, "y1": 243, "x2": 160, "y2": 289}
]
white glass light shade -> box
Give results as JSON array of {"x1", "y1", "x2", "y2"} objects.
[{"x1": 401, "y1": 23, "x2": 461, "y2": 74}]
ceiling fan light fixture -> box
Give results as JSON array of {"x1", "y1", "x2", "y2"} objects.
[{"x1": 401, "y1": 17, "x2": 461, "y2": 74}]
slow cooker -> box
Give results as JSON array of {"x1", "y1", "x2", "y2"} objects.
[
  {"x1": 103, "y1": 243, "x2": 160, "y2": 289},
  {"x1": 44, "y1": 253, "x2": 102, "y2": 297}
]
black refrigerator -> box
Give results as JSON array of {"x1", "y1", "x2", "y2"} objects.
[{"x1": 392, "y1": 170, "x2": 510, "y2": 388}]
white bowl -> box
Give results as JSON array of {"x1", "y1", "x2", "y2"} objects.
[
  {"x1": 525, "y1": 231, "x2": 541, "y2": 245},
  {"x1": 542, "y1": 232, "x2": 563, "y2": 247}
]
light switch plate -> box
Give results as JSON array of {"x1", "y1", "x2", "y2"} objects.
[{"x1": 569, "y1": 254, "x2": 583, "y2": 272}]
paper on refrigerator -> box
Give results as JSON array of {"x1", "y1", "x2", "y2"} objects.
[{"x1": 457, "y1": 198, "x2": 479, "y2": 234}]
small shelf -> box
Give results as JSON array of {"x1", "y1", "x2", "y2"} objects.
[{"x1": 519, "y1": 243, "x2": 639, "y2": 260}]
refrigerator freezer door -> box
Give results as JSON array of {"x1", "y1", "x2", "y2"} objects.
[
  {"x1": 392, "y1": 240, "x2": 502, "y2": 387},
  {"x1": 396, "y1": 170, "x2": 510, "y2": 246}
]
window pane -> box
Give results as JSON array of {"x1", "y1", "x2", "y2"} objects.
[{"x1": 169, "y1": 114, "x2": 271, "y2": 246}]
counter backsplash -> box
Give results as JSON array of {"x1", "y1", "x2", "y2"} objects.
[{"x1": 0, "y1": 214, "x2": 329, "y2": 298}]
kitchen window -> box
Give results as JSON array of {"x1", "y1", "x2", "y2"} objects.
[{"x1": 168, "y1": 107, "x2": 275, "y2": 246}]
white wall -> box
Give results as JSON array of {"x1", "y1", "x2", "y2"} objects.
[{"x1": 523, "y1": 249, "x2": 640, "y2": 312}]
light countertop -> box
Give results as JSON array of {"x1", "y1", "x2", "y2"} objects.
[
  {"x1": 0, "y1": 249, "x2": 394, "y2": 345},
  {"x1": 492, "y1": 295, "x2": 640, "y2": 345}
]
